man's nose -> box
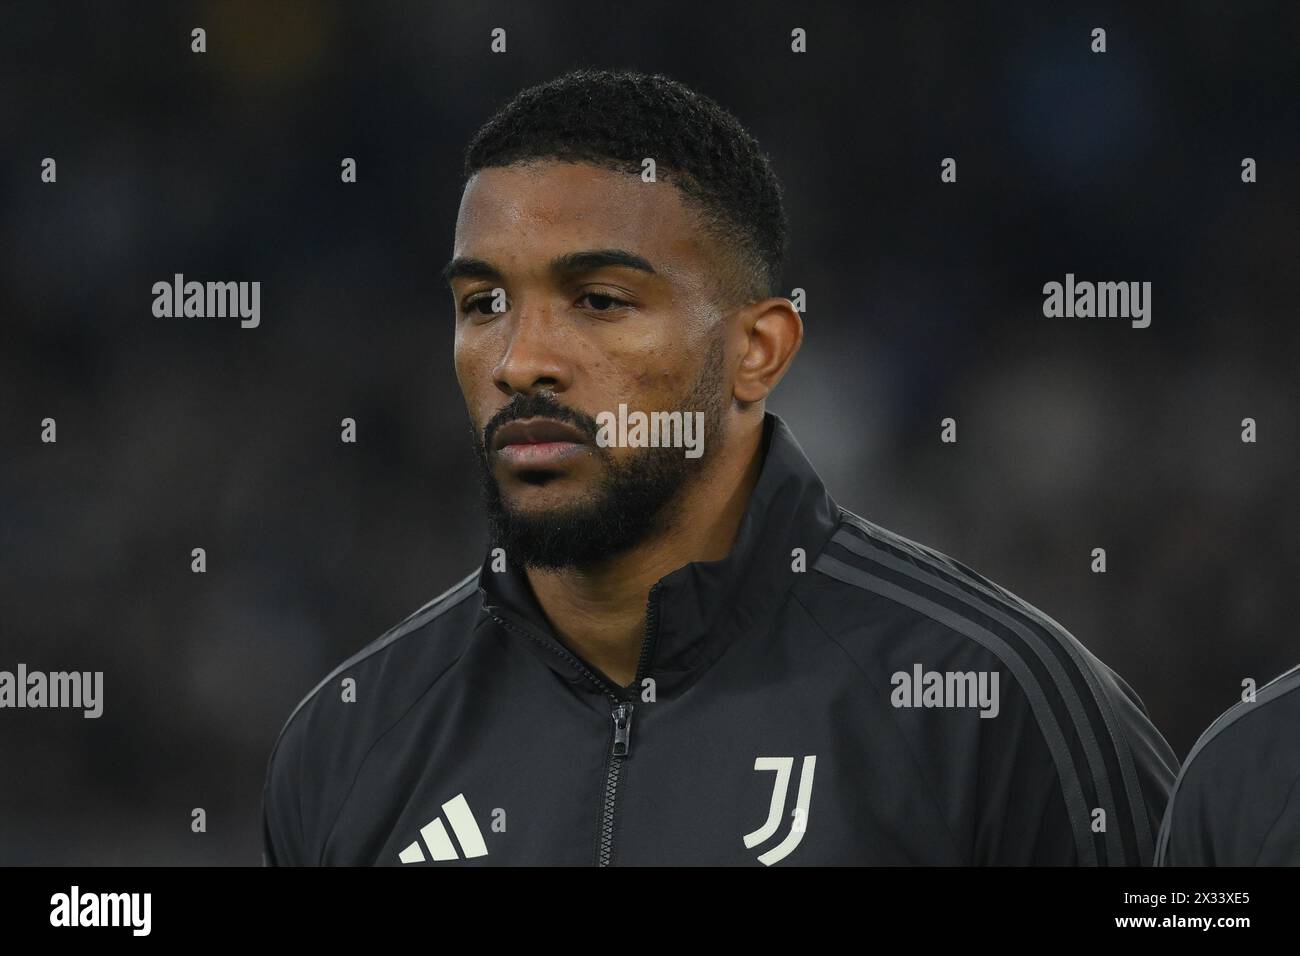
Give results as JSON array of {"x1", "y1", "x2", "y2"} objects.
[{"x1": 491, "y1": 301, "x2": 572, "y2": 397}]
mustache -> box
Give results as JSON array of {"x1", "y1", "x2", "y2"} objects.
[{"x1": 482, "y1": 393, "x2": 601, "y2": 451}]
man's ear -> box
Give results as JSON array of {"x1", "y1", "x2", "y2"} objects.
[{"x1": 733, "y1": 298, "x2": 804, "y2": 404}]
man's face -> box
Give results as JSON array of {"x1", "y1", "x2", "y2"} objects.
[{"x1": 448, "y1": 160, "x2": 732, "y2": 569}]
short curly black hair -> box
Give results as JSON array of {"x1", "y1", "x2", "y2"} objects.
[{"x1": 462, "y1": 69, "x2": 788, "y2": 307}]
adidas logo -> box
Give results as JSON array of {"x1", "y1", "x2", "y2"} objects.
[{"x1": 399, "y1": 793, "x2": 489, "y2": 863}]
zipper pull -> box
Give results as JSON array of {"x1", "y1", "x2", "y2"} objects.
[{"x1": 611, "y1": 701, "x2": 634, "y2": 757}]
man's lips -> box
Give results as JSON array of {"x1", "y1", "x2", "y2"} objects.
[{"x1": 491, "y1": 417, "x2": 592, "y2": 469}]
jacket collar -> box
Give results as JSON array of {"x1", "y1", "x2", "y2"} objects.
[{"x1": 476, "y1": 411, "x2": 839, "y2": 699}]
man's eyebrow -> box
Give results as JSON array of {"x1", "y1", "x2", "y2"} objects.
[
  {"x1": 441, "y1": 257, "x2": 500, "y2": 287},
  {"x1": 441, "y1": 249, "x2": 657, "y2": 288},
  {"x1": 548, "y1": 249, "x2": 657, "y2": 278}
]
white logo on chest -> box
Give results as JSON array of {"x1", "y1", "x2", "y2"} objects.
[{"x1": 742, "y1": 755, "x2": 816, "y2": 865}]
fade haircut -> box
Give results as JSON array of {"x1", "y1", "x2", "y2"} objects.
[{"x1": 462, "y1": 68, "x2": 788, "y2": 308}]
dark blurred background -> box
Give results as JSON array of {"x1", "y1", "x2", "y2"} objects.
[{"x1": 1, "y1": 1, "x2": 1296, "y2": 864}]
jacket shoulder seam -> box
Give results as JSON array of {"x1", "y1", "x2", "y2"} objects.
[
  {"x1": 260, "y1": 569, "x2": 482, "y2": 855},
  {"x1": 315, "y1": 640, "x2": 474, "y2": 864},
  {"x1": 1178, "y1": 662, "x2": 1300, "y2": 775},
  {"x1": 1156, "y1": 662, "x2": 1300, "y2": 864},
  {"x1": 267, "y1": 568, "x2": 481, "y2": 760},
  {"x1": 827, "y1": 507, "x2": 1179, "y2": 865},
  {"x1": 813, "y1": 511, "x2": 1122, "y2": 863}
]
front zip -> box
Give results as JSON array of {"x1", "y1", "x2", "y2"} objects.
[
  {"x1": 597, "y1": 700, "x2": 633, "y2": 865},
  {"x1": 611, "y1": 700, "x2": 634, "y2": 756},
  {"x1": 596, "y1": 582, "x2": 659, "y2": 865},
  {"x1": 485, "y1": 581, "x2": 662, "y2": 866}
]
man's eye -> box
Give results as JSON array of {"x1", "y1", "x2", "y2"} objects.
[
  {"x1": 578, "y1": 292, "x2": 629, "y2": 311},
  {"x1": 462, "y1": 296, "x2": 500, "y2": 316}
]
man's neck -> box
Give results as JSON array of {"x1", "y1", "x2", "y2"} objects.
[{"x1": 525, "y1": 420, "x2": 764, "y2": 688}]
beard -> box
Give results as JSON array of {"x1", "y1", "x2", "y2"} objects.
[{"x1": 471, "y1": 336, "x2": 727, "y2": 570}]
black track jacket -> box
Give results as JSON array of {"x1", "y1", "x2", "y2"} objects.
[
  {"x1": 262, "y1": 412, "x2": 1178, "y2": 866},
  {"x1": 1155, "y1": 662, "x2": 1300, "y2": 865}
]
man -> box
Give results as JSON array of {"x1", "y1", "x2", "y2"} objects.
[
  {"x1": 262, "y1": 69, "x2": 1176, "y2": 866},
  {"x1": 1155, "y1": 663, "x2": 1300, "y2": 865}
]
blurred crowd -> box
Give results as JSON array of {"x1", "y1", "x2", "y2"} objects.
[{"x1": 1, "y1": 1, "x2": 1296, "y2": 863}]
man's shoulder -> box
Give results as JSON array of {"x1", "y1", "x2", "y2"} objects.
[
  {"x1": 1176, "y1": 662, "x2": 1300, "y2": 773},
  {"x1": 799, "y1": 506, "x2": 1167, "y2": 717},
  {"x1": 795, "y1": 506, "x2": 1177, "y2": 863},
  {"x1": 1157, "y1": 663, "x2": 1300, "y2": 864},
  {"x1": 267, "y1": 569, "x2": 484, "y2": 766},
  {"x1": 799, "y1": 508, "x2": 1104, "y2": 674},
  {"x1": 260, "y1": 569, "x2": 483, "y2": 864}
]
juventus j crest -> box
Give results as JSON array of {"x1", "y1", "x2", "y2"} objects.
[{"x1": 743, "y1": 756, "x2": 817, "y2": 865}]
